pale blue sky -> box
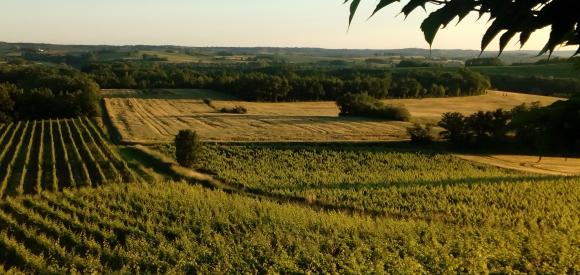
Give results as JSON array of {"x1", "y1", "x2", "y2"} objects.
[{"x1": 0, "y1": 0, "x2": 555, "y2": 50}]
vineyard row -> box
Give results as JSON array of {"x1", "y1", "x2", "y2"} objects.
[{"x1": 0, "y1": 118, "x2": 135, "y2": 198}]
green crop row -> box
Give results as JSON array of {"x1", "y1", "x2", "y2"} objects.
[
  {"x1": 196, "y1": 144, "x2": 580, "y2": 230},
  {"x1": 0, "y1": 118, "x2": 135, "y2": 198},
  {"x1": 0, "y1": 182, "x2": 577, "y2": 273}
]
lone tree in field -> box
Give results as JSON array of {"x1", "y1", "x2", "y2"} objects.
[
  {"x1": 174, "y1": 130, "x2": 202, "y2": 168},
  {"x1": 344, "y1": 0, "x2": 580, "y2": 56}
]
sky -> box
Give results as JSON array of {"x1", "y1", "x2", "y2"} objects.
[{"x1": 0, "y1": 0, "x2": 559, "y2": 51}]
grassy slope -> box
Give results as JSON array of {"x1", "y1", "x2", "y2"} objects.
[{"x1": 0, "y1": 181, "x2": 578, "y2": 274}]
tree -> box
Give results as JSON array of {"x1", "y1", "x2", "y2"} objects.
[
  {"x1": 438, "y1": 112, "x2": 469, "y2": 145},
  {"x1": 345, "y1": 0, "x2": 580, "y2": 56},
  {"x1": 174, "y1": 130, "x2": 202, "y2": 168},
  {"x1": 0, "y1": 83, "x2": 18, "y2": 123}
]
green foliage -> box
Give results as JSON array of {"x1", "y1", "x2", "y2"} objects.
[
  {"x1": 393, "y1": 69, "x2": 490, "y2": 97},
  {"x1": 473, "y1": 63, "x2": 580, "y2": 80},
  {"x1": 336, "y1": 92, "x2": 411, "y2": 121},
  {"x1": 407, "y1": 123, "x2": 434, "y2": 144},
  {"x1": 397, "y1": 59, "x2": 437, "y2": 68},
  {"x1": 345, "y1": 0, "x2": 580, "y2": 56},
  {"x1": 0, "y1": 64, "x2": 101, "y2": 120},
  {"x1": 1, "y1": 180, "x2": 578, "y2": 273},
  {"x1": 197, "y1": 144, "x2": 580, "y2": 232},
  {"x1": 511, "y1": 97, "x2": 580, "y2": 155},
  {"x1": 85, "y1": 63, "x2": 490, "y2": 101},
  {"x1": 438, "y1": 112, "x2": 469, "y2": 145},
  {"x1": 439, "y1": 99, "x2": 580, "y2": 153},
  {"x1": 0, "y1": 83, "x2": 17, "y2": 123},
  {"x1": 465, "y1": 58, "x2": 504, "y2": 67},
  {"x1": 489, "y1": 74, "x2": 580, "y2": 97},
  {"x1": 0, "y1": 118, "x2": 134, "y2": 198},
  {"x1": 174, "y1": 130, "x2": 202, "y2": 168},
  {"x1": 465, "y1": 109, "x2": 511, "y2": 144}
]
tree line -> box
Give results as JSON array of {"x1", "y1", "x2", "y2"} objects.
[
  {"x1": 488, "y1": 74, "x2": 580, "y2": 97},
  {"x1": 0, "y1": 65, "x2": 100, "y2": 123},
  {"x1": 437, "y1": 96, "x2": 580, "y2": 155},
  {"x1": 83, "y1": 62, "x2": 491, "y2": 101}
]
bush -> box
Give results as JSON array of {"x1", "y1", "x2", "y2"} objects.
[
  {"x1": 438, "y1": 112, "x2": 469, "y2": 145},
  {"x1": 174, "y1": 130, "x2": 202, "y2": 168},
  {"x1": 219, "y1": 105, "x2": 248, "y2": 114},
  {"x1": 407, "y1": 124, "x2": 434, "y2": 144},
  {"x1": 202, "y1": 98, "x2": 214, "y2": 107},
  {"x1": 336, "y1": 92, "x2": 411, "y2": 121}
]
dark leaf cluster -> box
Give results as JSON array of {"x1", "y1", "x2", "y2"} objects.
[{"x1": 345, "y1": 0, "x2": 580, "y2": 56}]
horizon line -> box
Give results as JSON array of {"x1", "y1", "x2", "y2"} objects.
[{"x1": 2, "y1": 40, "x2": 574, "y2": 54}]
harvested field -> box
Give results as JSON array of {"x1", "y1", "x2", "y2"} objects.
[
  {"x1": 104, "y1": 90, "x2": 561, "y2": 143},
  {"x1": 455, "y1": 154, "x2": 580, "y2": 176}
]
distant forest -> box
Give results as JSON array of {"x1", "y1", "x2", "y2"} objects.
[
  {"x1": 83, "y1": 63, "x2": 491, "y2": 101},
  {"x1": 0, "y1": 54, "x2": 578, "y2": 122}
]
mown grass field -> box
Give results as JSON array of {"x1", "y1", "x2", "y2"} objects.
[
  {"x1": 103, "y1": 90, "x2": 560, "y2": 143},
  {"x1": 0, "y1": 118, "x2": 135, "y2": 198},
  {"x1": 0, "y1": 180, "x2": 578, "y2": 274}
]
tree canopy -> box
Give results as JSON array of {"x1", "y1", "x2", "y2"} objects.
[{"x1": 345, "y1": 0, "x2": 580, "y2": 56}]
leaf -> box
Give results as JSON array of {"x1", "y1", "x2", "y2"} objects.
[
  {"x1": 370, "y1": 0, "x2": 400, "y2": 17},
  {"x1": 540, "y1": 22, "x2": 576, "y2": 56},
  {"x1": 519, "y1": 30, "x2": 534, "y2": 48},
  {"x1": 420, "y1": 13, "x2": 441, "y2": 47},
  {"x1": 498, "y1": 30, "x2": 516, "y2": 56},
  {"x1": 401, "y1": 0, "x2": 427, "y2": 18},
  {"x1": 480, "y1": 21, "x2": 504, "y2": 54},
  {"x1": 348, "y1": 0, "x2": 362, "y2": 27}
]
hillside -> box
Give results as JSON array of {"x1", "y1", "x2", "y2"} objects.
[{"x1": 0, "y1": 174, "x2": 578, "y2": 273}]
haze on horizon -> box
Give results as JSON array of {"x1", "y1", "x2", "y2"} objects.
[{"x1": 0, "y1": 0, "x2": 568, "y2": 52}]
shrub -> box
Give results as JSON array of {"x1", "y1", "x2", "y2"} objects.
[
  {"x1": 219, "y1": 105, "x2": 248, "y2": 114},
  {"x1": 407, "y1": 124, "x2": 434, "y2": 144},
  {"x1": 203, "y1": 98, "x2": 214, "y2": 108},
  {"x1": 336, "y1": 92, "x2": 411, "y2": 121},
  {"x1": 174, "y1": 130, "x2": 202, "y2": 168}
]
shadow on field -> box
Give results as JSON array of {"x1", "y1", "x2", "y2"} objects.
[
  {"x1": 277, "y1": 175, "x2": 569, "y2": 193},
  {"x1": 118, "y1": 146, "x2": 182, "y2": 181}
]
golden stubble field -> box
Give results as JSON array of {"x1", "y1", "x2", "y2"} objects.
[{"x1": 103, "y1": 90, "x2": 561, "y2": 144}]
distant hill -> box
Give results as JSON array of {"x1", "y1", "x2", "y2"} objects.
[{"x1": 0, "y1": 41, "x2": 575, "y2": 64}]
